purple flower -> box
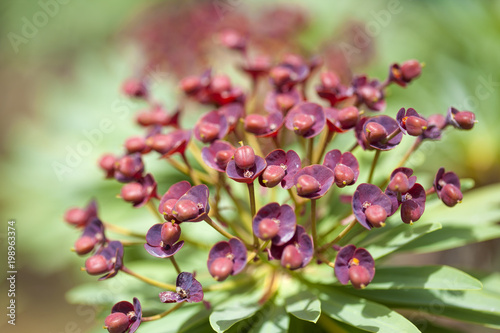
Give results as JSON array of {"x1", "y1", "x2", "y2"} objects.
[
  {"x1": 270, "y1": 225, "x2": 313, "y2": 270},
  {"x1": 421, "y1": 114, "x2": 446, "y2": 140},
  {"x1": 253, "y1": 203, "x2": 296, "y2": 245},
  {"x1": 194, "y1": 110, "x2": 229, "y2": 143},
  {"x1": 201, "y1": 140, "x2": 236, "y2": 172},
  {"x1": 240, "y1": 55, "x2": 271, "y2": 82},
  {"x1": 352, "y1": 75, "x2": 385, "y2": 111},
  {"x1": 324, "y1": 106, "x2": 359, "y2": 133},
  {"x1": 388, "y1": 60, "x2": 422, "y2": 87},
  {"x1": 293, "y1": 165, "x2": 334, "y2": 200},
  {"x1": 446, "y1": 107, "x2": 476, "y2": 130},
  {"x1": 159, "y1": 272, "x2": 204, "y2": 303},
  {"x1": 120, "y1": 174, "x2": 159, "y2": 208},
  {"x1": 323, "y1": 149, "x2": 359, "y2": 188},
  {"x1": 259, "y1": 149, "x2": 301, "y2": 189},
  {"x1": 104, "y1": 298, "x2": 142, "y2": 333},
  {"x1": 355, "y1": 115, "x2": 403, "y2": 151},
  {"x1": 172, "y1": 185, "x2": 210, "y2": 222},
  {"x1": 158, "y1": 181, "x2": 192, "y2": 222},
  {"x1": 84, "y1": 241, "x2": 124, "y2": 280},
  {"x1": 136, "y1": 105, "x2": 180, "y2": 128},
  {"x1": 114, "y1": 154, "x2": 144, "y2": 183},
  {"x1": 264, "y1": 89, "x2": 302, "y2": 113},
  {"x1": 64, "y1": 199, "x2": 98, "y2": 228},
  {"x1": 434, "y1": 167, "x2": 463, "y2": 207},
  {"x1": 269, "y1": 55, "x2": 309, "y2": 93},
  {"x1": 226, "y1": 146, "x2": 267, "y2": 184},
  {"x1": 334, "y1": 245, "x2": 375, "y2": 289},
  {"x1": 144, "y1": 223, "x2": 184, "y2": 258},
  {"x1": 285, "y1": 102, "x2": 325, "y2": 138},
  {"x1": 385, "y1": 169, "x2": 426, "y2": 224},
  {"x1": 244, "y1": 112, "x2": 283, "y2": 138},
  {"x1": 218, "y1": 103, "x2": 244, "y2": 133},
  {"x1": 146, "y1": 129, "x2": 191, "y2": 158},
  {"x1": 352, "y1": 183, "x2": 392, "y2": 230},
  {"x1": 396, "y1": 108, "x2": 428, "y2": 136},
  {"x1": 74, "y1": 218, "x2": 107, "y2": 256},
  {"x1": 316, "y1": 71, "x2": 351, "y2": 107},
  {"x1": 207, "y1": 238, "x2": 247, "y2": 281}
]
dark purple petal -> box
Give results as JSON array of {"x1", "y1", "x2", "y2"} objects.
[
  {"x1": 226, "y1": 156, "x2": 267, "y2": 184},
  {"x1": 353, "y1": 248, "x2": 375, "y2": 281},
  {"x1": 293, "y1": 165, "x2": 334, "y2": 199},
  {"x1": 144, "y1": 241, "x2": 184, "y2": 258},
  {"x1": 111, "y1": 301, "x2": 134, "y2": 314},
  {"x1": 323, "y1": 149, "x2": 341, "y2": 170},
  {"x1": 174, "y1": 185, "x2": 210, "y2": 222},
  {"x1": 207, "y1": 241, "x2": 232, "y2": 271},
  {"x1": 334, "y1": 244, "x2": 356, "y2": 285},
  {"x1": 285, "y1": 102, "x2": 326, "y2": 138},
  {"x1": 229, "y1": 238, "x2": 247, "y2": 275},
  {"x1": 255, "y1": 112, "x2": 284, "y2": 138},
  {"x1": 253, "y1": 203, "x2": 296, "y2": 246},
  {"x1": 146, "y1": 224, "x2": 162, "y2": 246},
  {"x1": 176, "y1": 272, "x2": 204, "y2": 303},
  {"x1": 352, "y1": 184, "x2": 392, "y2": 230},
  {"x1": 219, "y1": 103, "x2": 244, "y2": 132},
  {"x1": 264, "y1": 89, "x2": 301, "y2": 113},
  {"x1": 158, "y1": 181, "x2": 192, "y2": 214},
  {"x1": 264, "y1": 149, "x2": 301, "y2": 189},
  {"x1": 133, "y1": 174, "x2": 159, "y2": 208},
  {"x1": 202, "y1": 140, "x2": 235, "y2": 172},
  {"x1": 159, "y1": 291, "x2": 182, "y2": 303},
  {"x1": 194, "y1": 110, "x2": 229, "y2": 143},
  {"x1": 129, "y1": 298, "x2": 142, "y2": 333},
  {"x1": 297, "y1": 232, "x2": 313, "y2": 268}
]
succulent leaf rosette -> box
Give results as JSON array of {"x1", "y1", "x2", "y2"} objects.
[{"x1": 63, "y1": 16, "x2": 500, "y2": 333}]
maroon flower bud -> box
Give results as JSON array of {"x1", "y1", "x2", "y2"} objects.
[
  {"x1": 333, "y1": 164, "x2": 355, "y2": 188},
  {"x1": 121, "y1": 78, "x2": 147, "y2": 98},
  {"x1": 453, "y1": 111, "x2": 476, "y2": 130},
  {"x1": 234, "y1": 145, "x2": 256, "y2": 170},
  {"x1": 160, "y1": 222, "x2": 181, "y2": 245},
  {"x1": 211, "y1": 75, "x2": 231, "y2": 93},
  {"x1": 146, "y1": 134, "x2": 174, "y2": 153},
  {"x1": 281, "y1": 244, "x2": 303, "y2": 270},
  {"x1": 275, "y1": 93, "x2": 297, "y2": 111},
  {"x1": 292, "y1": 113, "x2": 315, "y2": 135},
  {"x1": 244, "y1": 114, "x2": 269, "y2": 134},
  {"x1": 99, "y1": 154, "x2": 116, "y2": 178},
  {"x1": 296, "y1": 174, "x2": 321, "y2": 196},
  {"x1": 136, "y1": 111, "x2": 154, "y2": 126},
  {"x1": 337, "y1": 106, "x2": 359, "y2": 130},
  {"x1": 115, "y1": 155, "x2": 144, "y2": 182},
  {"x1": 64, "y1": 208, "x2": 89, "y2": 227},
  {"x1": 161, "y1": 199, "x2": 178, "y2": 221},
  {"x1": 320, "y1": 71, "x2": 340, "y2": 89},
  {"x1": 124, "y1": 137, "x2": 147, "y2": 154},
  {"x1": 388, "y1": 171, "x2": 410, "y2": 193},
  {"x1": 261, "y1": 165, "x2": 286, "y2": 188},
  {"x1": 258, "y1": 218, "x2": 280, "y2": 240},
  {"x1": 74, "y1": 236, "x2": 98, "y2": 256},
  {"x1": 401, "y1": 59, "x2": 422, "y2": 81},
  {"x1": 85, "y1": 254, "x2": 108, "y2": 275},
  {"x1": 120, "y1": 183, "x2": 145, "y2": 204},
  {"x1": 364, "y1": 205, "x2": 387, "y2": 228},
  {"x1": 365, "y1": 122, "x2": 387, "y2": 143},
  {"x1": 219, "y1": 29, "x2": 247, "y2": 51},
  {"x1": 400, "y1": 200, "x2": 424, "y2": 224},
  {"x1": 104, "y1": 312, "x2": 130, "y2": 333},
  {"x1": 180, "y1": 76, "x2": 201, "y2": 94},
  {"x1": 441, "y1": 184, "x2": 463, "y2": 207},
  {"x1": 270, "y1": 66, "x2": 293, "y2": 87},
  {"x1": 198, "y1": 122, "x2": 221, "y2": 143},
  {"x1": 405, "y1": 116, "x2": 428, "y2": 136},
  {"x1": 209, "y1": 257, "x2": 234, "y2": 281},
  {"x1": 173, "y1": 199, "x2": 200, "y2": 222},
  {"x1": 348, "y1": 265, "x2": 372, "y2": 289}
]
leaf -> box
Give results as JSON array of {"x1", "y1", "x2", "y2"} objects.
[
  {"x1": 210, "y1": 303, "x2": 262, "y2": 332},
  {"x1": 367, "y1": 265, "x2": 482, "y2": 290},
  {"x1": 285, "y1": 290, "x2": 321, "y2": 323},
  {"x1": 248, "y1": 303, "x2": 290, "y2": 333},
  {"x1": 360, "y1": 222, "x2": 442, "y2": 259},
  {"x1": 319, "y1": 288, "x2": 420, "y2": 333},
  {"x1": 344, "y1": 288, "x2": 500, "y2": 329}
]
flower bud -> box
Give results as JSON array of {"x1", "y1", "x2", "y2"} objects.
[
  {"x1": 401, "y1": 203, "x2": 423, "y2": 224},
  {"x1": 174, "y1": 199, "x2": 200, "y2": 221},
  {"x1": 296, "y1": 175, "x2": 321, "y2": 196},
  {"x1": 281, "y1": 245, "x2": 303, "y2": 270},
  {"x1": 320, "y1": 71, "x2": 340, "y2": 88},
  {"x1": 401, "y1": 59, "x2": 422, "y2": 81},
  {"x1": 161, "y1": 199, "x2": 178, "y2": 221},
  {"x1": 405, "y1": 116, "x2": 428, "y2": 136},
  {"x1": 211, "y1": 75, "x2": 231, "y2": 93},
  {"x1": 124, "y1": 137, "x2": 147, "y2": 154},
  {"x1": 219, "y1": 29, "x2": 246, "y2": 51},
  {"x1": 365, "y1": 205, "x2": 387, "y2": 228},
  {"x1": 441, "y1": 184, "x2": 463, "y2": 207},
  {"x1": 261, "y1": 165, "x2": 286, "y2": 188},
  {"x1": 365, "y1": 122, "x2": 387, "y2": 144},
  {"x1": 180, "y1": 76, "x2": 201, "y2": 94},
  {"x1": 161, "y1": 222, "x2": 181, "y2": 246},
  {"x1": 116, "y1": 156, "x2": 138, "y2": 177},
  {"x1": 215, "y1": 149, "x2": 233, "y2": 168},
  {"x1": 104, "y1": 312, "x2": 130, "y2": 333},
  {"x1": 337, "y1": 107, "x2": 359, "y2": 129},
  {"x1": 270, "y1": 66, "x2": 292, "y2": 87},
  {"x1": 122, "y1": 78, "x2": 147, "y2": 98},
  {"x1": 147, "y1": 134, "x2": 174, "y2": 154},
  {"x1": 244, "y1": 114, "x2": 268, "y2": 134},
  {"x1": 136, "y1": 111, "x2": 154, "y2": 126},
  {"x1": 120, "y1": 183, "x2": 145, "y2": 203},
  {"x1": 198, "y1": 122, "x2": 221, "y2": 143},
  {"x1": 454, "y1": 111, "x2": 476, "y2": 130},
  {"x1": 276, "y1": 94, "x2": 296, "y2": 111},
  {"x1": 258, "y1": 218, "x2": 280, "y2": 240},
  {"x1": 234, "y1": 145, "x2": 256, "y2": 170},
  {"x1": 428, "y1": 114, "x2": 446, "y2": 129},
  {"x1": 85, "y1": 254, "x2": 109, "y2": 275},
  {"x1": 334, "y1": 164, "x2": 355, "y2": 188},
  {"x1": 292, "y1": 114, "x2": 315, "y2": 135},
  {"x1": 348, "y1": 265, "x2": 372, "y2": 289},
  {"x1": 388, "y1": 172, "x2": 410, "y2": 193},
  {"x1": 99, "y1": 154, "x2": 116, "y2": 173},
  {"x1": 64, "y1": 208, "x2": 89, "y2": 227},
  {"x1": 74, "y1": 236, "x2": 98, "y2": 255},
  {"x1": 209, "y1": 257, "x2": 234, "y2": 281},
  {"x1": 358, "y1": 85, "x2": 379, "y2": 103}
]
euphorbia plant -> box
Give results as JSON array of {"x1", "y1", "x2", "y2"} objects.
[{"x1": 63, "y1": 28, "x2": 500, "y2": 333}]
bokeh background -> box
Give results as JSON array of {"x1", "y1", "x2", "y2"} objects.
[{"x1": 1, "y1": 0, "x2": 499, "y2": 332}]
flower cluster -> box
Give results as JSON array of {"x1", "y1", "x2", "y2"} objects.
[{"x1": 64, "y1": 29, "x2": 476, "y2": 332}]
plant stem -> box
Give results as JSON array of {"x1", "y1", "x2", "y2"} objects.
[
  {"x1": 104, "y1": 223, "x2": 145, "y2": 239},
  {"x1": 317, "y1": 216, "x2": 357, "y2": 253},
  {"x1": 311, "y1": 199, "x2": 318, "y2": 252},
  {"x1": 367, "y1": 149, "x2": 381, "y2": 184},
  {"x1": 315, "y1": 253, "x2": 335, "y2": 269},
  {"x1": 121, "y1": 266, "x2": 176, "y2": 291},
  {"x1": 120, "y1": 240, "x2": 145, "y2": 247},
  {"x1": 247, "y1": 182, "x2": 260, "y2": 249},
  {"x1": 141, "y1": 303, "x2": 184, "y2": 322},
  {"x1": 146, "y1": 200, "x2": 163, "y2": 224},
  {"x1": 307, "y1": 137, "x2": 314, "y2": 165},
  {"x1": 166, "y1": 157, "x2": 213, "y2": 184},
  {"x1": 169, "y1": 256, "x2": 181, "y2": 275},
  {"x1": 349, "y1": 141, "x2": 359, "y2": 152},
  {"x1": 246, "y1": 240, "x2": 271, "y2": 264},
  {"x1": 258, "y1": 270, "x2": 279, "y2": 305},
  {"x1": 315, "y1": 131, "x2": 336, "y2": 164},
  {"x1": 181, "y1": 153, "x2": 201, "y2": 185},
  {"x1": 204, "y1": 216, "x2": 237, "y2": 240}
]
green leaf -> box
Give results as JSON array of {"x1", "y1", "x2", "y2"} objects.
[
  {"x1": 360, "y1": 222, "x2": 442, "y2": 259},
  {"x1": 248, "y1": 303, "x2": 290, "y2": 333},
  {"x1": 210, "y1": 303, "x2": 262, "y2": 332},
  {"x1": 319, "y1": 288, "x2": 420, "y2": 333},
  {"x1": 367, "y1": 265, "x2": 482, "y2": 290},
  {"x1": 344, "y1": 288, "x2": 500, "y2": 329},
  {"x1": 285, "y1": 290, "x2": 321, "y2": 323}
]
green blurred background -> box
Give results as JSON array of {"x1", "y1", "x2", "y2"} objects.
[{"x1": 1, "y1": 0, "x2": 499, "y2": 332}]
